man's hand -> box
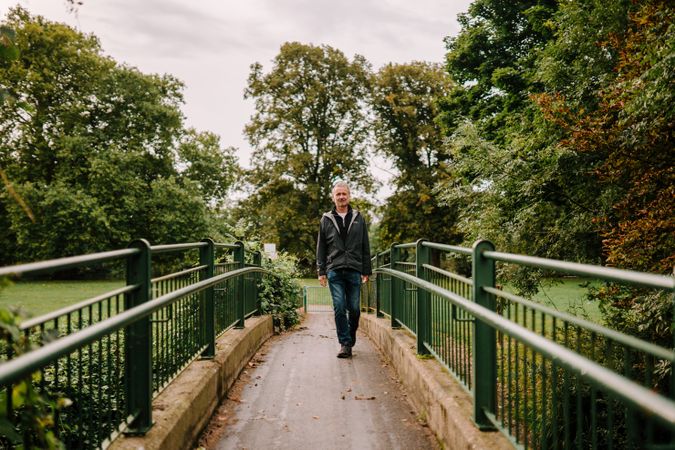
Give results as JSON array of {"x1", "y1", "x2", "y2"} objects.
[
  {"x1": 361, "y1": 275, "x2": 369, "y2": 284},
  {"x1": 319, "y1": 275, "x2": 327, "y2": 287}
]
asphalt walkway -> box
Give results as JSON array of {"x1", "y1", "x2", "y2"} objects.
[{"x1": 210, "y1": 312, "x2": 439, "y2": 450}]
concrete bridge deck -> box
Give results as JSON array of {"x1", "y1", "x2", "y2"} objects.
[
  {"x1": 111, "y1": 310, "x2": 512, "y2": 450},
  {"x1": 203, "y1": 312, "x2": 439, "y2": 449}
]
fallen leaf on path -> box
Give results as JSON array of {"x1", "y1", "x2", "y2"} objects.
[
  {"x1": 313, "y1": 416, "x2": 320, "y2": 420},
  {"x1": 355, "y1": 395, "x2": 376, "y2": 400}
]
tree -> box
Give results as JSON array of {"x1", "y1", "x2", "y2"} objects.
[
  {"x1": 534, "y1": 0, "x2": 674, "y2": 348},
  {"x1": 0, "y1": 8, "x2": 240, "y2": 264},
  {"x1": 240, "y1": 42, "x2": 373, "y2": 271},
  {"x1": 176, "y1": 129, "x2": 239, "y2": 206},
  {"x1": 439, "y1": 0, "x2": 557, "y2": 144},
  {"x1": 435, "y1": 0, "x2": 609, "y2": 280},
  {"x1": 371, "y1": 62, "x2": 460, "y2": 246}
]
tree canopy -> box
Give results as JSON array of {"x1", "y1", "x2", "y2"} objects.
[
  {"x1": 371, "y1": 62, "x2": 460, "y2": 246},
  {"x1": 0, "y1": 8, "x2": 239, "y2": 264},
  {"x1": 238, "y1": 42, "x2": 374, "y2": 271}
]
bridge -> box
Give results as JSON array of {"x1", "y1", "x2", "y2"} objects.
[{"x1": 0, "y1": 238, "x2": 673, "y2": 449}]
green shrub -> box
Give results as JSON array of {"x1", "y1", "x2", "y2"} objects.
[
  {"x1": 258, "y1": 252, "x2": 302, "y2": 332},
  {"x1": 0, "y1": 302, "x2": 67, "y2": 449}
]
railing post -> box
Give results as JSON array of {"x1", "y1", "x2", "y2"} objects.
[
  {"x1": 375, "y1": 253, "x2": 383, "y2": 317},
  {"x1": 416, "y1": 239, "x2": 431, "y2": 355},
  {"x1": 390, "y1": 243, "x2": 401, "y2": 329},
  {"x1": 253, "y1": 251, "x2": 262, "y2": 315},
  {"x1": 472, "y1": 239, "x2": 497, "y2": 430},
  {"x1": 200, "y1": 238, "x2": 215, "y2": 358},
  {"x1": 124, "y1": 239, "x2": 153, "y2": 434},
  {"x1": 234, "y1": 241, "x2": 245, "y2": 328}
]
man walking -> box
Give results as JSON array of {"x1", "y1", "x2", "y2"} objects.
[{"x1": 316, "y1": 181, "x2": 372, "y2": 358}]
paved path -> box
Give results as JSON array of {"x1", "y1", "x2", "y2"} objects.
[{"x1": 211, "y1": 312, "x2": 438, "y2": 450}]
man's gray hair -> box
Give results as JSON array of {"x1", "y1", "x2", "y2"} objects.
[{"x1": 331, "y1": 180, "x2": 351, "y2": 194}]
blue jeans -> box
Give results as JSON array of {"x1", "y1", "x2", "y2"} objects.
[{"x1": 327, "y1": 269, "x2": 361, "y2": 347}]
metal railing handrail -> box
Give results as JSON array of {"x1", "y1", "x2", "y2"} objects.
[
  {"x1": 421, "y1": 241, "x2": 472, "y2": 255},
  {"x1": 149, "y1": 242, "x2": 208, "y2": 253},
  {"x1": 483, "y1": 286, "x2": 675, "y2": 362},
  {"x1": 0, "y1": 266, "x2": 266, "y2": 387},
  {"x1": 375, "y1": 266, "x2": 675, "y2": 428},
  {"x1": 423, "y1": 263, "x2": 473, "y2": 285},
  {"x1": 0, "y1": 248, "x2": 140, "y2": 277},
  {"x1": 483, "y1": 250, "x2": 674, "y2": 290},
  {"x1": 383, "y1": 241, "x2": 673, "y2": 291},
  {"x1": 151, "y1": 265, "x2": 207, "y2": 283},
  {"x1": 394, "y1": 242, "x2": 417, "y2": 249},
  {"x1": 19, "y1": 285, "x2": 138, "y2": 331},
  {"x1": 214, "y1": 243, "x2": 240, "y2": 250}
]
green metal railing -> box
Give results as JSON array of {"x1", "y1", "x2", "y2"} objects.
[
  {"x1": 0, "y1": 239, "x2": 264, "y2": 449},
  {"x1": 368, "y1": 239, "x2": 675, "y2": 449}
]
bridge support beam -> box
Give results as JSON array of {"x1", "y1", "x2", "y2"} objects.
[{"x1": 472, "y1": 239, "x2": 497, "y2": 430}]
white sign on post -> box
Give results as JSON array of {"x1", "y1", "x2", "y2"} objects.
[{"x1": 263, "y1": 243, "x2": 277, "y2": 259}]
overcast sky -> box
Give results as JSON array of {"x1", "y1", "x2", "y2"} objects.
[{"x1": 2, "y1": 0, "x2": 471, "y2": 197}]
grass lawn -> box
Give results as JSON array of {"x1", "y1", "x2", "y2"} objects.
[
  {"x1": 508, "y1": 278, "x2": 603, "y2": 323},
  {"x1": 298, "y1": 278, "x2": 322, "y2": 287},
  {"x1": 0, "y1": 280, "x2": 124, "y2": 318},
  {"x1": 299, "y1": 276, "x2": 603, "y2": 323},
  {"x1": 0, "y1": 276, "x2": 602, "y2": 323}
]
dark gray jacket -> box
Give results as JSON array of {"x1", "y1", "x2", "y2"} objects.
[{"x1": 316, "y1": 209, "x2": 372, "y2": 276}]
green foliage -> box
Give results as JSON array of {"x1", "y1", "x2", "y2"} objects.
[
  {"x1": 257, "y1": 252, "x2": 303, "y2": 332},
  {"x1": 0, "y1": 306, "x2": 67, "y2": 449},
  {"x1": 438, "y1": 0, "x2": 672, "y2": 330},
  {"x1": 176, "y1": 129, "x2": 240, "y2": 207},
  {"x1": 239, "y1": 42, "x2": 374, "y2": 272},
  {"x1": 0, "y1": 8, "x2": 240, "y2": 265},
  {"x1": 371, "y1": 62, "x2": 461, "y2": 247}
]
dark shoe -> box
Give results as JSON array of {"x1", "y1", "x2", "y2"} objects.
[{"x1": 337, "y1": 345, "x2": 351, "y2": 358}]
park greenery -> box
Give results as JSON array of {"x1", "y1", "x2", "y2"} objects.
[
  {"x1": 0, "y1": 1, "x2": 672, "y2": 447},
  {"x1": 0, "y1": 3, "x2": 672, "y2": 339}
]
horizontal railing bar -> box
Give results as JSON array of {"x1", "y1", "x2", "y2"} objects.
[
  {"x1": 215, "y1": 262, "x2": 237, "y2": 267},
  {"x1": 0, "y1": 266, "x2": 266, "y2": 387},
  {"x1": 215, "y1": 243, "x2": 239, "y2": 249},
  {"x1": 483, "y1": 251, "x2": 674, "y2": 290},
  {"x1": 376, "y1": 267, "x2": 675, "y2": 428},
  {"x1": 394, "y1": 242, "x2": 417, "y2": 249},
  {"x1": 423, "y1": 264, "x2": 473, "y2": 285},
  {"x1": 422, "y1": 241, "x2": 472, "y2": 255},
  {"x1": 20, "y1": 285, "x2": 138, "y2": 331},
  {"x1": 151, "y1": 265, "x2": 207, "y2": 283},
  {"x1": 0, "y1": 249, "x2": 139, "y2": 277},
  {"x1": 484, "y1": 286, "x2": 675, "y2": 362},
  {"x1": 396, "y1": 261, "x2": 416, "y2": 266},
  {"x1": 150, "y1": 242, "x2": 207, "y2": 253}
]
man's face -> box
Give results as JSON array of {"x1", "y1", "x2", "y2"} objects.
[{"x1": 332, "y1": 185, "x2": 350, "y2": 209}]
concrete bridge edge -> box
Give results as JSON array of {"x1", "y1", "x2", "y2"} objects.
[
  {"x1": 109, "y1": 314, "x2": 274, "y2": 450},
  {"x1": 360, "y1": 314, "x2": 514, "y2": 450}
]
